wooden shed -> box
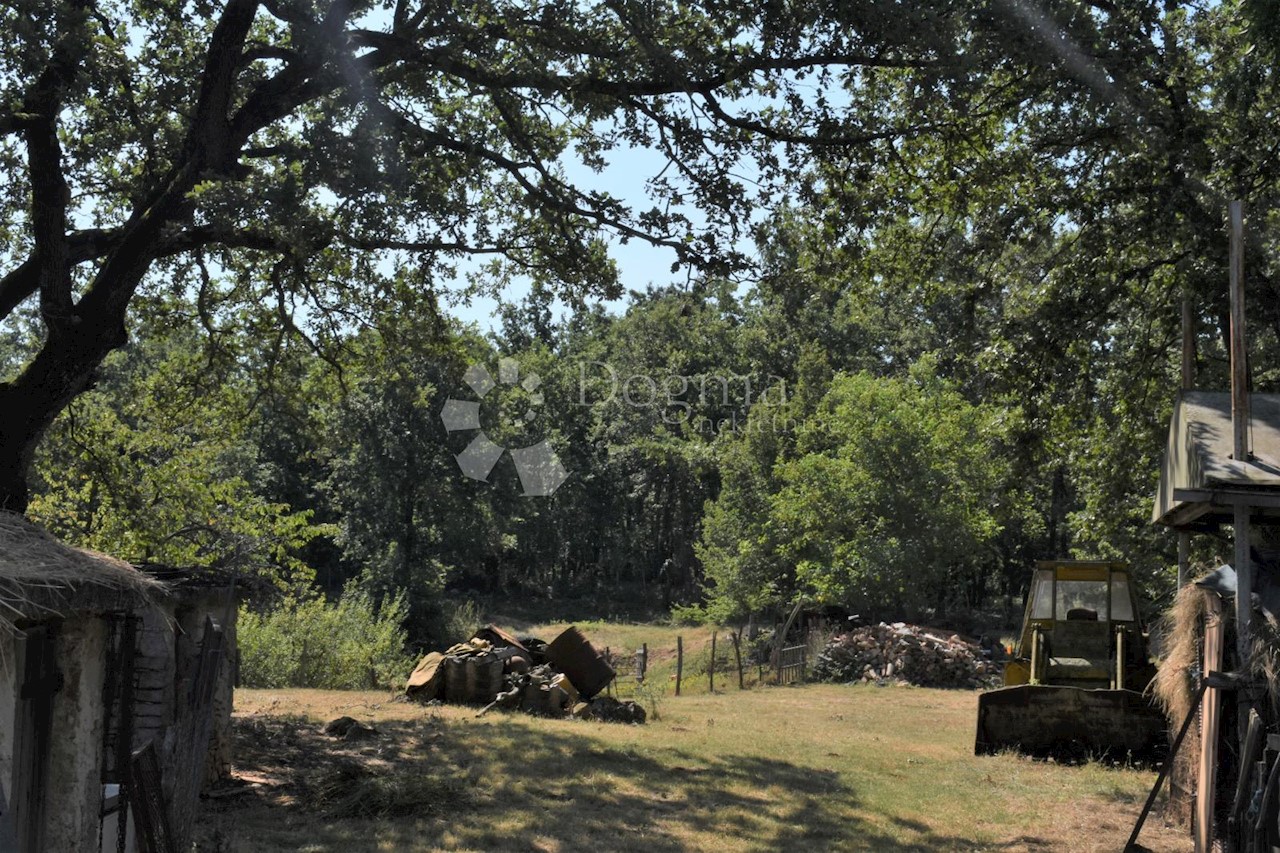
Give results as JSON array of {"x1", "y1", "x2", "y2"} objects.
[
  {"x1": 1152, "y1": 390, "x2": 1280, "y2": 850},
  {"x1": 1153, "y1": 390, "x2": 1280, "y2": 530}
]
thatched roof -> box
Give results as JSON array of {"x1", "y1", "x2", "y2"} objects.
[
  {"x1": 1153, "y1": 390, "x2": 1280, "y2": 528},
  {"x1": 0, "y1": 511, "x2": 164, "y2": 634}
]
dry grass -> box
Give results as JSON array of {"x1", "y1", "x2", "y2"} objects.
[{"x1": 197, "y1": 685, "x2": 1191, "y2": 852}]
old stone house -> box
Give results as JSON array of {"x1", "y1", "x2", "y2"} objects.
[{"x1": 0, "y1": 512, "x2": 238, "y2": 852}]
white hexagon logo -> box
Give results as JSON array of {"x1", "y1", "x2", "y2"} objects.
[{"x1": 442, "y1": 358, "x2": 568, "y2": 496}]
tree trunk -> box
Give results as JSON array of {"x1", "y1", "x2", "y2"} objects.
[{"x1": 0, "y1": 321, "x2": 127, "y2": 512}]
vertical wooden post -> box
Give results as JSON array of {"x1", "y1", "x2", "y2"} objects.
[
  {"x1": 638, "y1": 643, "x2": 648, "y2": 682},
  {"x1": 1229, "y1": 200, "x2": 1249, "y2": 463},
  {"x1": 1177, "y1": 532, "x2": 1190, "y2": 591},
  {"x1": 709, "y1": 632, "x2": 717, "y2": 693},
  {"x1": 731, "y1": 631, "x2": 744, "y2": 689},
  {"x1": 675, "y1": 636, "x2": 683, "y2": 697},
  {"x1": 1198, "y1": 594, "x2": 1225, "y2": 853},
  {"x1": 1181, "y1": 295, "x2": 1196, "y2": 392},
  {"x1": 1179, "y1": 291, "x2": 1195, "y2": 593},
  {"x1": 1229, "y1": 199, "x2": 1252, "y2": 666}
]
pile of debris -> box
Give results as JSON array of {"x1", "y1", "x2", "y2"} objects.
[
  {"x1": 812, "y1": 622, "x2": 1000, "y2": 688},
  {"x1": 405, "y1": 624, "x2": 646, "y2": 723}
]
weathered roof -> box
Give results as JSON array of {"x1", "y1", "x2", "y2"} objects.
[
  {"x1": 0, "y1": 511, "x2": 163, "y2": 632},
  {"x1": 1153, "y1": 390, "x2": 1280, "y2": 528}
]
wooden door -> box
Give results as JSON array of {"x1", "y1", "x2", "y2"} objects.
[{"x1": 11, "y1": 623, "x2": 59, "y2": 853}]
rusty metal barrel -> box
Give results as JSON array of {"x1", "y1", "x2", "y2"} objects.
[{"x1": 546, "y1": 626, "x2": 615, "y2": 699}]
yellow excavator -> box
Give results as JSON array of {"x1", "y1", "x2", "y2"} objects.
[{"x1": 975, "y1": 560, "x2": 1166, "y2": 757}]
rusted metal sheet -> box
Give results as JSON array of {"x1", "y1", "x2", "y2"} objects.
[
  {"x1": 974, "y1": 685, "x2": 1165, "y2": 758},
  {"x1": 546, "y1": 626, "x2": 615, "y2": 699}
]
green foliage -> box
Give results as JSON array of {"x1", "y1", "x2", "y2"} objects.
[
  {"x1": 238, "y1": 586, "x2": 414, "y2": 690},
  {"x1": 12, "y1": 0, "x2": 1280, "y2": 633},
  {"x1": 29, "y1": 329, "x2": 326, "y2": 587},
  {"x1": 702, "y1": 367, "x2": 1018, "y2": 620}
]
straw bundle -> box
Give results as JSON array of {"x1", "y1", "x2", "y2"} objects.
[
  {"x1": 1152, "y1": 581, "x2": 1212, "y2": 729},
  {"x1": 0, "y1": 510, "x2": 163, "y2": 636}
]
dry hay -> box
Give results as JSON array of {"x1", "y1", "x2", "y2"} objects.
[
  {"x1": 0, "y1": 510, "x2": 163, "y2": 636},
  {"x1": 307, "y1": 761, "x2": 470, "y2": 819},
  {"x1": 1151, "y1": 579, "x2": 1213, "y2": 729},
  {"x1": 1250, "y1": 617, "x2": 1280, "y2": 720}
]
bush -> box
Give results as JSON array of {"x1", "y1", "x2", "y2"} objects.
[{"x1": 238, "y1": 585, "x2": 415, "y2": 689}]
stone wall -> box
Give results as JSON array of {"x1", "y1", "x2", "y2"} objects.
[{"x1": 43, "y1": 616, "x2": 107, "y2": 853}]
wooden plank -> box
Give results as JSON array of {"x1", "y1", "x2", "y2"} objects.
[
  {"x1": 12, "y1": 623, "x2": 57, "y2": 853},
  {"x1": 675, "y1": 636, "x2": 682, "y2": 697},
  {"x1": 1197, "y1": 594, "x2": 1224, "y2": 853},
  {"x1": 709, "y1": 632, "x2": 716, "y2": 693},
  {"x1": 169, "y1": 618, "x2": 224, "y2": 849},
  {"x1": 130, "y1": 741, "x2": 176, "y2": 853},
  {"x1": 1229, "y1": 199, "x2": 1248, "y2": 463},
  {"x1": 731, "y1": 631, "x2": 744, "y2": 689},
  {"x1": 1181, "y1": 295, "x2": 1196, "y2": 391},
  {"x1": 1172, "y1": 489, "x2": 1280, "y2": 509}
]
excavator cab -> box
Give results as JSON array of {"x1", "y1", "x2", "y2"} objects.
[{"x1": 975, "y1": 561, "x2": 1165, "y2": 757}]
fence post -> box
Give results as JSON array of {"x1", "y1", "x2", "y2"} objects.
[
  {"x1": 709, "y1": 632, "x2": 717, "y2": 693},
  {"x1": 732, "y1": 631, "x2": 744, "y2": 689},
  {"x1": 638, "y1": 643, "x2": 648, "y2": 682},
  {"x1": 676, "y1": 636, "x2": 683, "y2": 696}
]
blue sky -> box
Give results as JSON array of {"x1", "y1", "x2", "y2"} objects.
[{"x1": 443, "y1": 143, "x2": 703, "y2": 333}]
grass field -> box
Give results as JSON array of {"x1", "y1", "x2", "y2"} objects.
[{"x1": 195, "y1": 684, "x2": 1192, "y2": 852}]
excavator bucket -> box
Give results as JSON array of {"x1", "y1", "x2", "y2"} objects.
[{"x1": 975, "y1": 684, "x2": 1166, "y2": 759}]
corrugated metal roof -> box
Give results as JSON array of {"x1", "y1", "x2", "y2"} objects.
[{"x1": 1153, "y1": 390, "x2": 1280, "y2": 526}]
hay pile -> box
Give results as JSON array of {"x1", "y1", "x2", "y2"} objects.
[
  {"x1": 1152, "y1": 581, "x2": 1213, "y2": 729},
  {"x1": 0, "y1": 510, "x2": 162, "y2": 635},
  {"x1": 812, "y1": 622, "x2": 1000, "y2": 688}
]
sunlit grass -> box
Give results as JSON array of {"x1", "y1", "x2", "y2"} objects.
[{"x1": 204, "y1": 684, "x2": 1191, "y2": 852}]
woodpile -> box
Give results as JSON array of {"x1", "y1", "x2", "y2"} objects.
[
  {"x1": 812, "y1": 622, "x2": 1000, "y2": 688},
  {"x1": 405, "y1": 624, "x2": 646, "y2": 724}
]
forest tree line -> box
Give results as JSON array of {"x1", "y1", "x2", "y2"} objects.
[{"x1": 1, "y1": 0, "x2": 1280, "y2": 649}]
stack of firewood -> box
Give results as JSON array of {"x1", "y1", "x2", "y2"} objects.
[{"x1": 813, "y1": 622, "x2": 999, "y2": 688}]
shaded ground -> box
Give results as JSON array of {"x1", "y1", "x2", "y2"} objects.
[{"x1": 194, "y1": 686, "x2": 1192, "y2": 852}]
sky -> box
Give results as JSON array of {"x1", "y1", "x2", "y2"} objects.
[{"x1": 442, "y1": 144, "x2": 711, "y2": 334}]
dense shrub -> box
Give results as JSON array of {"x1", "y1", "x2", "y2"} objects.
[{"x1": 238, "y1": 586, "x2": 414, "y2": 689}]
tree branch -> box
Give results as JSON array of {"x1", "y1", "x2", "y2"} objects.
[{"x1": 0, "y1": 229, "x2": 118, "y2": 321}]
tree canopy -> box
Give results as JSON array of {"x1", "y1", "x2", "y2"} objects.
[
  {"x1": 5, "y1": 0, "x2": 1280, "y2": 637},
  {"x1": 0, "y1": 0, "x2": 1049, "y2": 509}
]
